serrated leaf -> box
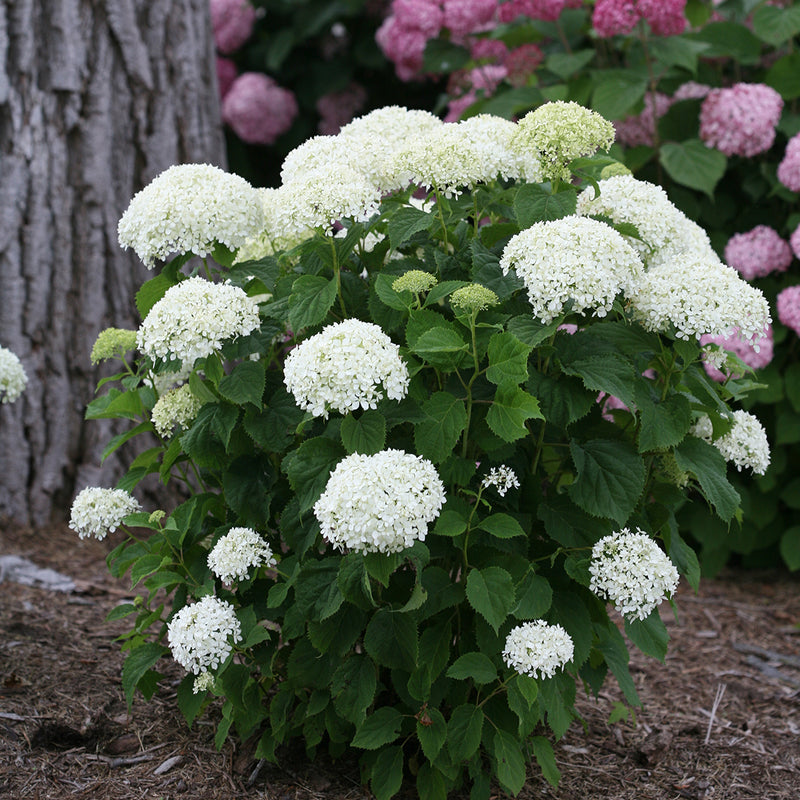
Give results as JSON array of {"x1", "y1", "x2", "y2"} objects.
[
  {"x1": 538, "y1": 672, "x2": 575, "y2": 739},
  {"x1": 766, "y1": 52, "x2": 800, "y2": 100},
  {"x1": 487, "y1": 382, "x2": 543, "y2": 443},
  {"x1": 370, "y1": 745, "x2": 404, "y2": 800},
  {"x1": 416, "y1": 707, "x2": 447, "y2": 761},
  {"x1": 433, "y1": 508, "x2": 468, "y2": 538},
  {"x1": 177, "y1": 673, "x2": 206, "y2": 726},
  {"x1": 486, "y1": 332, "x2": 532, "y2": 386},
  {"x1": 121, "y1": 643, "x2": 167, "y2": 708},
  {"x1": 674, "y1": 436, "x2": 740, "y2": 522},
  {"x1": 624, "y1": 611, "x2": 669, "y2": 662},
  {"x1": 596, "y1": 624, "x2": 640, "y2": 706},
  {"x1": 447, "y1": 704, "x2": 484, "y2": 762},
  {"x1": 340, "y1": 410, "x2": 386, "y2": 455},
  {"x1": 752, "y1": 4, "x2": 800, "y2": 46},
  {"x1": 513, "y1": 573, "x2": 553, "y2": 619},
  {"x1": 532, "y1": 736, "x2": 561, "y2": 788},
  {"x1": 374, "y1": 273, "x2": 413, "y2": 311},
  {"x1": 414, "y1": 392, "x2": 468, "y2": 463},
  {"x1": 514, "y1": 183, "x2": 577, "y2": 228},
  {"x1": 412, "y1": 327, "x2": 469, "y2": 368},
  {"x1": 527, "y1": 371, "x2": 593, "y2": 431},
  {"x1": 332, "y1": 655, "x2": 376, "y2": 726},
  {"x1": 218, "y1": 361, "x2": 265, "y2": 407},
  {"x1": 388, "y1": 205, "x2": 433, "y2": 248},
  {"x1": 417, "y1": 762, "x2": 448, "y2": 800},
  {"x1": 446, "y1": 652, "x2": 497, "y2": 685},
  {"x1": 560, "y1": 354, "x2": 638, "y2": 412},
  {"x1": 466, "y1": 566, "x2": 515, "y2": 633},
  {"x1": 136, "y1": 271, "x2": 181, "y2": 320},
  {"x1": 364, "y1": 609, "x2": 417, "y2": 671},
  {"x1": 590, "y1": 69, "x2": 648, "y2": 120},
  {"x1": 223, "y1": 455, "x2": 275, "y2": 525},
  {"x1": 660, "y1": 140, "x2": 727, "y2": 199},
  {"x1": 284, "y1": 437, "x2": 344, "y2": 513},
  {"x1": 638, "y1": 393, "x2": 692, "y2": 452},
  {"x1": 288, "y1": 275, "x2": 338, "y2": 331},
  {"x1": 568, "y1": 439, "x2": 646, "y2": 524},
  {"x1": 478, "y1": 513, "x2": 526, "y2": 539},
  {"x1": 492, "y1": 729, "x2": 526, "y2": 796},
  {"x1": 352, "y1": 707, "x2": 403, "y2": 749}
]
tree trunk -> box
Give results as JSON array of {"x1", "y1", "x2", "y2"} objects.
[{"x1": 0, "y1": 0, "x2": 226, "y2": 524}]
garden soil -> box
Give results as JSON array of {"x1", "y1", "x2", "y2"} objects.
[{"x1": 1, "y1": 522, "x2": 798, "y2": 800}]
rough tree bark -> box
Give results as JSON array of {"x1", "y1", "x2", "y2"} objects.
[{"x1": 0, "y1": 0, "x2": 226, "y2": 524}]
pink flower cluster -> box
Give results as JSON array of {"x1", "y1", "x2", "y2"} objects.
[
  {"x1": 592, "y1": 0, "x2": 686, "y2": 38},
  {"x1": 210, "y1": 0, "x2": 256, "y2": 54},
  {"x1": 724, "y1": 225, "x2": 792, "y2": 281},
  {"x1": 701, "y1": 326, "x2": 774, "y2": 382},
  {"x1": 615, "y1": 92, "x2": 672, "y2": 148},
  {"x1": 498, "y1": 0, "x2": 581, "y2": 23},
  {"x1": 699, "y1": 83, "x2": 784, "y2": 158},
  {"x1": 777, "y1": 286, "x2": 800, "y2": 337},
  {"x1": 376, "y1": 0, "x2": 444, "y2": 81},
  {"x1": 221, "y1": 73, "x2": 299, "y2": 145},
  {"x1": 791, "y1": 224, "x2": 800, "y2": 260},
  {"x1": 316, "y1": 83, "x2": 368, "y2": 135},
  {"x1": 445, "y1": 64, "x2": 508, "y2": 121},
  {"x1": 216, "y1": 57, "x2": 238, "y2": 100},
  {"x1": 777, "y1": 133, "x2": 800, "y2": 192},
  {"x1": 672, "y1": 81, "x2": 710, "y2": 101}
]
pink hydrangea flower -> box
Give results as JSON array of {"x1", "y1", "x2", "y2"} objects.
[
  {"x1": 777, "y1": 133, "x2": 800, "y2": 192},
  {"x1": 701, "y1": 325, "x2": 774, "y2": 382},
  {"x1": 210, "y1": 0, "x2": 257, "y2": 54},
  {"x1": 470, "y1": 38, "x2": 509, "y2": 64},
  {"x1": 593, "y1": 0, "x2": 686, "y2": 37},
  {"x1": 393, "y1": 0, "x2": 444, "y2": 37},
  {"x1": 724, "y1": 225, "x2": 792, "y2": 280},
  {"x1": 216, "y1": 57, "x2": 238, "y2": 100},
  {"x1": 637, "y1": 0, "x2": 686, "y2": 35},
  {"x1": 221, "y1": 73, "x2": 298, "y2": 145},
  {"x1": 700, "y1": 83, "x2": 783, "y2": 158},
  {"x1": 777, "y1": 286, "x2": 800, "y2": 336},
  {"x1": 376, "y1": 8, "x2": 439, "y2": 81},
  {"x1": 672, "y1": 81, "x2": 711, "y2": 101},
  {"x1": 615, "y1": 92, "x2": 672, "y2": 147},
  {"x1": 445, "y1": 64, "x2": 507, "y2": 121},
  {"x1": 443, "y1": 0, "x2": 497, "y2": 38},
  {"x1": 499, "y1": 0, "x2": 580, "y2": 23},
  {"x1": 504, "y1": 43, "x2": 544, "y2": 86},
  {"x1": 790, "y1": 224, "x2": 800, "y2": 260},
  {"x1": 316, "y1": 83, "x2": 368, "y2": 135}
]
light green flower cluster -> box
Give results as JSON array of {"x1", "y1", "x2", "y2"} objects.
[
  {"x1": 512, "y1": 101, "x2": 615, "y2": 183},
  {"x1": 392, "y1": 270, "x2": 438, "y2": 294},
  {"x1": 0, "y1": 346, "x2": 28, "y2": 404},
  {"x1": 450, "y1": 284, "x2": 499, "y2": 313},
  {"x1": 90, "y1": 328, "x2": 138, "y2": 364},
  {"x1": 151, "y1": 384, "x2": 204, "y2": 438}
]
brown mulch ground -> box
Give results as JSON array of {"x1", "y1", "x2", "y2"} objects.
[{"x1": 1, "y1": 523, "x2": 798, "y2": 800}]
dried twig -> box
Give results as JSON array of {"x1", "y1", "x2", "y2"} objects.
[{"x1": 704, "y1": 683, "x2": 727, "y2": 745}]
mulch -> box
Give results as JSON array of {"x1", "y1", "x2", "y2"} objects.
[{"x1": 1, "y1": 522, "x2": 798, "y2": 800}]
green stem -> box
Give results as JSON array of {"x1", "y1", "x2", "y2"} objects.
[
  {"x1": 433, "y1": 188, "x2": 450, "y2": 251},
  {"x1": 330, "y1": 237, "x2": 347, "y2": 317}
]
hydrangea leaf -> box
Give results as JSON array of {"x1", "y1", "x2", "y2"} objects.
[
  {"x1": 752, "y1": 3, "x2": 800, "y2": 46},
  {"x1": 765, "y1": 52, "x2": 800, "y2": 100},
  {"x1": 447, "y1": 704, "x2": 484, "y2": 762},
  {"x1": 416, "y1": 761, "x2": 448, "y2": 800},
  {"x1": 478, "y1": 513, "x2": 526, "y2": 539},
  {"x1": 387, "y1": 205, "x2": 433, "y2": 249},
  {"x1": 288, "y1": 275, "x2": 338, "y2": 331},
  {"x1": 596, "y1": 624, "x2": 641, "y2": 706},
  {"x1": 340, "y1": 410, "x2": 386, "y2": 455},
  {"x1": 364, "y1": 608, "x2": 417, "y2": 671},
  {"x1": 638, "y1": 393, "x2": 692, "y2": 453},
  {"x1": 514, "y1": 183, "x2": 577, "y2": 228},
  {"x1": 332, "y1": 655, "x2": 376, "y2": 727},
  {"x1": 487, "y1": 382, "x2": 543, "y2": 443},
  {"x1": 560, "y1": 354, "x2": 639, "y2": 412},
  {"x1": 283, "y1": 436, "x2": 345, "y2": 513},
  {"x1": 370, "y1": 745, "x2": 404, "y2": 800},
  {"x1": 512, "y1": 573, "x2": 553, "y2": 620},
  {"x1": 416, "y1": 707, "x2": 448, "y2": 762},
  {"x1": 223, "y1": 455, "x2": 275, "y2": 527},
  {"x1": 466, "y1": 566, "x2": 515, "y2": 633},
  {"x1": 624, "y1": 610, "x2": 669, "y2": 662},
  {"x1": 527, "y1": 371, "x2": 594, "y2": 431},
  {"x1": 218, "y1": 361, "x2": 265, "y2": 408},
  {"x1": 660, "y1": 140, "x2": 727, "y2": 199},
  {"x1": 590, "y1": 69, "x2": 648, "y2": 120},
  {"x1": 414, "y1": 392, "x2": 468, "y2": 463},
  {"x1": 121, "y1": 642, "x2": 168, "y2": 708},
  {"x1": 674, "y1": 436, "x2": 740, "y2": 522},
  {"x1": 538, "y1": 671, "x2": 576, "y2": 739},
  {"x1": 486, "y1": 332, "x2": 532, "y2": 386},
  {"x1": 446, "y1": 652, "x2": 497, "y2": 685},
  {"x1": 352, "y1": 707, "x2": 404, "y2": 749},
  {"x1": 492, "y1": 729, "x2": 527, "y2": 796},
  {"x1": 531, "y1": 736, "x2": 561, "y2": 788}
]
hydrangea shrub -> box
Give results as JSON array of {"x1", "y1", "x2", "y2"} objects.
[
  {"x1": 383, "y1": 0, "x2": 800, "y2": 572},
  {"x1": 78, "y1": 103, "x2": 769, "y2": 797}
]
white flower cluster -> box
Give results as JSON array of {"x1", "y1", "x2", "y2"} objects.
[
  {"x1": 136, "y1": 277, "x2": 260, "y2": 366},
  {"x1": 151, "y1": 384, "x2": 204, "y2": 438},
  {"x1": 207, "y1": 527, "x2": 277, "y2": 584},
  {"x1": 576, "y1": 175, "x2": 716, "y2": 268},
  {"x1": 167, "y1": 595, "x2": 242, "y2": 675},
  {"x1": 314, "y1": 449, "x2": 446, "y2": 554},
  {"x1": 193, "y1": 671, "x2": 216, "y2": 694},
  {"x1": 502, "y1": 620, "x2": 575, "y2": 680},
  {"x1": 692, "y1": 411, "x2": 770, "y2": 475},
  {"x1": 628, "y1": 257, "x2": 771, "y2": 344},
  {"x1": 0, "y1": 346, "x2": 28, "y2": 403},
  {"x1": 283, "y1": 319, "x2": 409, "y2": 418},
  {"x1": 500, "y1": 216, "x2": 643, "y2": 323},
  {"x1": 589, "y1": 528, "x2": 680, "y2": 621},
  {"x1": 117, "y1": 163, "x2": 265, "y2": 269},
  {"x1": 69, "y1": 487, "x2": 141, "y2": 540},
  {"x1": 481, "y1": 465, "x2": 520, "y2": 496}
]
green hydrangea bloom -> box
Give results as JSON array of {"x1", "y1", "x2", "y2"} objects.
[
  {"x1": 392, "y1": 270, "x2": 438, "y2": 294},
  {"x1": 91, "y1": 328, "x2": 138, "y2": 364},
  {"x1": 451, "y1": 284, "x2": 499, "y2": 313},
  {"x1": 600, "y1": 162, "x2": 632, "y2": 179}
]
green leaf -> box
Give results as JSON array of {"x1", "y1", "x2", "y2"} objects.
[
  {"x1": 513, "y1": 573, "x2": 552, "y2": 619},
  {"x1": 674, "y1": 436, "x2": 740, "y2": 522},
  {"x1": 352, "y1": 707, "x2": 403, "y2": 749},
  {"x1": 466, "y1": 566, "x2": 515, "y2": 633},
  {"x1": 766, "y1": 52, "x2": 800, "y2": 100},
  {"x1": 590, "y1": 69, "x2": 648, "y2": 120},
  {"x1": 177, "y1": 673, "x2": 206, "y2": 727},
  {"x1": 779, "y1": 526, "x2": 800, "y2": 571},
  {"x1": 364, "y1": 609, "x2": 417, "y2": 671},
  {"x1": 218, "y1": 361, "x2": 265, "y2": 407},
  {"x1": 514, "y1": 183, "x2": 577, "y2": 228},
  {"x1": 284, "y1": 437, "x2": 344, "y2": 513},
  {"x1": 422, "y1": 37, "x2": 470, "y2": 73},
  {"x1": 417, "y1": 707, "x2": 448, "y2": 762},
  {"x1": 545, "y1": 49, "x2": 594, "y2": 79},
  {"x1": 667, "y1": 529, "x2": 701, "y2": 593},
  {"x1": 560, "y1": 354, "x2": 638, "y2": 412},
  {"x1": 648, "y1": 37, "x2": 708, "y2": 73},
  {"x1": 783, "y1": 363, "x2": 800, "y2": 414},
  {"x1": 446, "y1": 652, "x2": 497, "y2": 685},
  {"x1": 411, "y1": 327, "x2": 469, "y2": 368},
  {"x1": 532, "y1": 736, "x2": 561, "y2": 788},
  {"x1": 478, "y1": 513, "x2": 526, "y2": 539},
  {"x1": 121, "y1": 643, "x2": 167, "y2": 708},
  {"x1": 370, "y1": 746, "x2": 404, "y2": 800},
  {"x1": 624, "y1": 611, "x2": 669, "y2": 662},
  {"x1": 85, "y1": 388, "x2": 143, "y2": 420},
  {"x1": 507, "y1": 315, "x2": 560, "y2": 347},
  {"x1": 596, "y1": 625, "x2": 640, "y2": 706},
  {"x1": 486, "y1": 332, "x2": 532, "y2": 386},
  {"x1": 527, "y1": 371, "x2": 593, "y2": 431},
  {"x1": 689, "y1": 21, "x2": 763, "y2": 63},
  {"x1": 332, "y1": 655, "x2": 377, "y2": 726},
  {"x1": 294, "y1": 559, "x2": 343, "y2": 622},
  {"x1": 638, "y1": 394, "x2": 692, "y2": 453},
  {"x1": 568, "y1": 439, "x2": 646, "y2": 525},
  {"x1": 223, "y1": 455, "x2": 275, "y2": 526},
  {"x1": 447, "y1": 704, "x2": 484, "y2": 763},
  {"x1": 341, "y1": 410, "x2": 386, "y2": 455},
  {"x1": 136, "y1": 271, "x2": 181, "y2": 320},
  {"x1": 752, "y1": 3, "x2": 800, "y2": 45},
  {"x1": 101, "y1": 421, "x2": 152, "y2": 462},
  {"x1": 388, "y1": 206, "x2": 433, "y2": 249},
  {"x1": 487, "y1": 382, "x2": 543, "y2": 443},
  {"x1": 538, "y1": 672, "x2": 575, "y2": 739},
  {"x1": 288, "y1": 275, "x2": 338, "y2": 331},
  {"x1": 660, "y1": 140, "x2": 727, "y2": 199},
  {"x1": 539, "y1": 495, "x2": 611, "y2": 548},
  {"x1": 433, "y1": 507, "x2": 468, "y2": 538},
  {"x1": 244, "y1": 387, "x2": 305, "y2": 451},
  {"x1": 492, "y1": 729, "x2": 526, "y2": 796},
  {"x1": 414, "y1": 392, "x2": 468, "y2": 463},
  {"x1": 417, "y1": 762, "x2": 448, "y2": 800}
]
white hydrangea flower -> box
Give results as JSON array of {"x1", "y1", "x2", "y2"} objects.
[
  {"x1": 589, "y1": 528, "x2": 680, "y2": 621},
  {"x1": 69, "y1": 487, "x2": 142, "y2": 540},
  {"x1": 710, "y1": 410, "x2": 770, "y2": 475},
  {"x1": 314, "y1": 449, "x2": 446, "y2": 554},
  {"x1": 689, "y1": 413, "x2": 714, "y2": 442},
  {"x1": 207, "y1": 527, "x2": 277, "y2": 584},
  {"x1": 118, "y1": 163, "x2": 265, "y2": 268},
  {"x1": 481, "y1": 465, "x2": 520, "y2": 496},
  {"x1": 627, "y1": 257, "x2": 771, "y2": 344},
  {"x1": 500, "y1": 216, "x2": 643, "y2": 324},
  {"x1": 0, "y1": 346, "x2": 28, "y2": 403},
  {"x1": 283, "y1": 319, "x2": 409, "y2": 418},
  {"x1": 136, "y1": 276, "x2": 260, "y2": 366},
  {"x1": 193, "y1": 671, "x2": 216, "y2": 694},
  {"x1": 151, "y1": 384, "x2": 204, "y2": 438},
  {"x1": 167, "y1": 595, "x2": 242, "y2": 675},
  {"x1": 502, "y1": 620, "x2": 575, "y2": 679},
  {"x1": 576, "y1": 175, "x2": 717, "y2": 268},
  {"x1": 510, "y1": 101, "x2": 614, "y2": 183}
]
